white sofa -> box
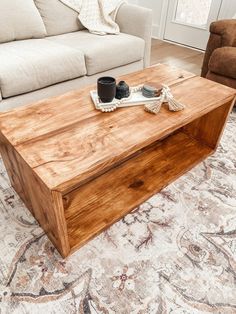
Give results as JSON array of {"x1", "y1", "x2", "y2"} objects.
[{"x1": 0, "y1": 0, "x2": 152, "y2": 111}]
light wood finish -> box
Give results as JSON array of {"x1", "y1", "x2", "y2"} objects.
[
  {"x1": 65, "y1": 131, "x2": 212, "y2": 252},
  {"x1": 0, "y1": 65, "x2": 196, "y2": 193},
  {"x1": 183, "y1": 101, "x2": 234, "y2": 150},
  {"x1": 0, "y1": 64, "x2": 235, "y2": 257},
  {"x1": 0, "y1": 136, "x2": 70, "y2": 257},
  {"x1": 151, "y1": 39, "x2": 204, "y2": 75}
]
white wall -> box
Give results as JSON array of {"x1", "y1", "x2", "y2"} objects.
[
  {"x1": 219, "y1": 0, "x2": 236, "y2": 19},
  {"x1": 128, "y1": 0, "x2": 165, "y2": 38},
  {"x1": 138, "y1": 0, "x2": 164, "y2": 38},
  {"x1": 128, "y1": 0, "x2": 165, "y2": 37},
  {"x1": 128, "y1": 0, "x2": 138, "y2": 4}
]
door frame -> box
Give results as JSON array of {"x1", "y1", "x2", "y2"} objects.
[
  {"x1": 158, "y1": 1, "x2": 170, "y2": 40},
  {"x1": 157, "y1": 0, "x2": 234, "y2": 48}
]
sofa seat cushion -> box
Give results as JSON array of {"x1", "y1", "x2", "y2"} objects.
[
  {"x1": 34, "y1": 0, "x2": 84, "y2": 36},
  {"x1": 0, "y1": 0, "x2": 47, "y2": 44},
  {"x1": 0, "y1": 39, "x2": 86, "y2": 98},
  {"x1": 209, "y1": 47, "x2": 236, "y2": 80},
  {"x1": 47, "y1": 31, "x2": 145, "y2": 75}
]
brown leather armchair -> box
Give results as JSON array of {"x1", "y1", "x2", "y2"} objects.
[{"x1": 201, "y1": 19, "x2": 236, "y2": 89}]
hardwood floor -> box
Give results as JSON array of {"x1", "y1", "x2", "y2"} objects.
[{"x1": 151, "y1": 39, "x2": 204, "y2": 75}]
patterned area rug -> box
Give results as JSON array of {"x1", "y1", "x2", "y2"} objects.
[{"x1": 0, "y1": 112, "x2": 236, "y2": 314}]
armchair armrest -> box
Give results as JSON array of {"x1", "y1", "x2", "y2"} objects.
[
  {"x1": 210, "y1": 19, "x2": 236, "y2": 46},
  {"x1": 201, "y1": 19, "x2": 236, "y2": 77},
  {"x1": 211, "y1": 20, "x2": 236, "y2": 35},
  {"x1": 116, "y1": 4, "x2": 152, "y2": 68}
]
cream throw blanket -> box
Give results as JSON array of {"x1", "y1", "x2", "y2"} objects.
[{"x1": 59, "y1": 0, "x2": 125, "y2": 35}]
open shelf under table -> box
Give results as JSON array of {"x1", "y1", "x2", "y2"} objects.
[{"x1": 63, "y1": 130, "x2": 213, "y2": 253}]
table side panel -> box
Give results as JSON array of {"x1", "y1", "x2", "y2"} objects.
[
  {"x1": 0, "y1": 135, "x2": 70, "y2": 257},
  {"x1": 0, "y1": 137, "x2": 33, "y2": 212},
  {"x1": 183, "y1": 98, "x2": 235, "y2": 150}
]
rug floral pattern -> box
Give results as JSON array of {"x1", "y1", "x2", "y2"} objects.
[{"x1": 0, "y1": 112, "x2": 236, "y2": 313}]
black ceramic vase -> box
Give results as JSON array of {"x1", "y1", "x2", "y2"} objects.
[{"x1": 116, "y1": 81, "x2": 130, "y2": 100}]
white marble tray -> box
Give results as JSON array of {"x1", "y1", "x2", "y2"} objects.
[{"x1": 90, "y1": 90, "x2": 160, "y2": 111}]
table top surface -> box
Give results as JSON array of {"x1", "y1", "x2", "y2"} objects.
[{"x1": 0, "y1": 64, "x2": 235, "y2": 192}]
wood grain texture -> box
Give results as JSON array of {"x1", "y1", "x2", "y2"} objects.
[
  {"x1": 0, "y1": 64, "x2": 235, "y2": 257},
  {"x1": 0, "y1": 136, "x2": 33, "y2": 212},
  {"x1": 64, "y1": 131, "x2": 212, "y2": 251},
  {"x1": 0, "y1": 66, "x2": 234, "y2": 194},
  {"x1": 183, "y1": 99, "x2": 235, "y2": 150},
  {"x1": 0, "y1": 135, "x2": 70, "y2": 257},
  {"x1": 0, "y1": 64, "x2": 195, "y2": 147}
]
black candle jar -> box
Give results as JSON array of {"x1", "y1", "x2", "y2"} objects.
[{"x1": 97, "y1": 77, "x2": 116, "y2": 103}]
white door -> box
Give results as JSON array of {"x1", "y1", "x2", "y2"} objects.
[{"x1": 164, "y1": 0, "x2": 223, "y2": 50}]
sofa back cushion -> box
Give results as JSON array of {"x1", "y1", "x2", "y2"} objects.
[
  {"x1": 0, "y1": 0, "x2": 47, "y2": 44},
  {"x1": 34, "y1": 0, "x2": 84, "y2": 36}
]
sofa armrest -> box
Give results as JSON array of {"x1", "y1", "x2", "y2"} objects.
[
  {"x1": 116, "y1": 4, "x2": 152, "y2": 68},
  {"x1": 201, "y1": 19, "x2": 236, "y2": 77}
]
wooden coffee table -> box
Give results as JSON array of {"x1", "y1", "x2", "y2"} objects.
[{"x1": 0, "y1": 64, "x2": 235, "y2": 257}]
